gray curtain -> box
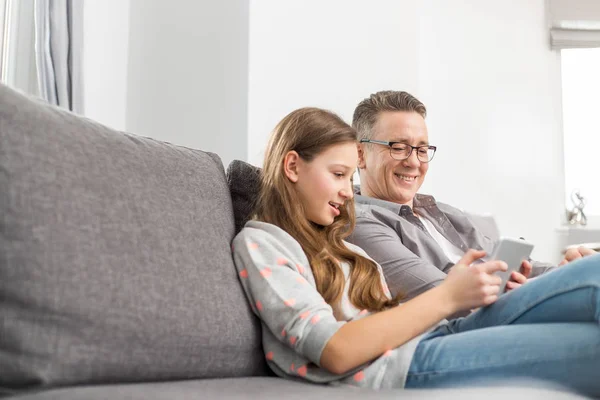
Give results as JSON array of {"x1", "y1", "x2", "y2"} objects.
[{"x1": 34, "y1": 0, "x2": 83, "y2": 113}]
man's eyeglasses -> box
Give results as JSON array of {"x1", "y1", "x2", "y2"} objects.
[{"x1": 360, "y1": 139, "x2": 437, "y2": 163}]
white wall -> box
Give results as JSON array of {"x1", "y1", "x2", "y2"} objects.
[
  {"x1": 248, "y1": 0, "x2": 420, "y2": 165},
  {"x1": 83, "y1": 0, "x2": 565, "y2": 262},
  {"x1": 125, "y1": 0, "x2": 249, "y2": 168},
  {"x1": 417, "y1": 0, "x2": 564, "y2": 262},
  {"x1": 83, "y1": 0, "x2": 131, "y2": 131},
  {"x1": 248, "y1": 0, "x2": 564, "y2": 262},
  {"x1": 83, "y1": 0, "x2": 249, "y2": 169}
]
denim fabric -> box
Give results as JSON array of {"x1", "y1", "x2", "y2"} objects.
[{"x1": 405, "y1": 254, "x2": 600, "y2": 397}]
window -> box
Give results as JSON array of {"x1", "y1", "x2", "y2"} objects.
[
  {"x1": 561, "y1": 48, "x2": 600, "y2": 217},
  {"x1": 0, "y1": 0, "x2": 7, "y2": 79},
  {"x1": 0, "y1": 0, "x2": 38, "y2": 96}
]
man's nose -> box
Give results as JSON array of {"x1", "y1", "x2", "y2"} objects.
[{"x1": 403, "y1": 149, "x2": 421, "y2": 167}]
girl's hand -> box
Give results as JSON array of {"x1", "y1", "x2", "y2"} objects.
[{"x1": 443, "y1": 249, "x2": 507, "y2": 313}]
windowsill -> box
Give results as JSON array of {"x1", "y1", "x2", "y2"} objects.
[
  {"x1": 556, "y1": 225, "x2": 600, "y2": 231},
  {"x1": 556, "y1": 216, "x2": 600, "y2": 252}
]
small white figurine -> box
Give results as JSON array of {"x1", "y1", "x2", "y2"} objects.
[{"x1": 566, "y1": 190, "x2": 587, "y2": 226}]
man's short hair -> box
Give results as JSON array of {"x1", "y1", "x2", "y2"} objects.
[{"x1": 352, "y1": 91, "x2": 427, "y2": 141}]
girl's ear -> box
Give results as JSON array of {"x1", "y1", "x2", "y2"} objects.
[
  {"x1": 357, "y1": 143, "x2": 367, "y2": 169},
  {"x1": 283, "y1": 151, "x2": 301, "y2": 183}
]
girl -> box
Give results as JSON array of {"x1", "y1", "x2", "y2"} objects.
[{"x1": 232, "y1": 107, "x2": 600, "y2": 396}]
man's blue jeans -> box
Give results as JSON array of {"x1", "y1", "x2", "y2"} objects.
[{"x1": 405, "y1": 253, "x2": 600, "y2": 397}]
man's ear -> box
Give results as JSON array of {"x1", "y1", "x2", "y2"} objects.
[
  {"x1": 357, "y1": 143, "x2": 367, "y2": 169},
  {"x1": 283, "y1": 151, "x2": 301, "y2": 183}
]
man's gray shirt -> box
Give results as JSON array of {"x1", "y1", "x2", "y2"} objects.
[{"x1": 349, "y1": 192, "x2": 555, "y2": 302}]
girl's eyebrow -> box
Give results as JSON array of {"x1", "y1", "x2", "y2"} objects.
[{"x1": 330, "y1": 163, "x2": 353, "y2": 170}]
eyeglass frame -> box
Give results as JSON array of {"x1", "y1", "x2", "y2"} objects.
[{"x1": 359, "y1": 139, "x2": 437, "y2": 163}]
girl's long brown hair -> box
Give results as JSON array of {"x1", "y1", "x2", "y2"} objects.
[{"x1": 255, "y1": 107, "x2": 402, "y2": 312}]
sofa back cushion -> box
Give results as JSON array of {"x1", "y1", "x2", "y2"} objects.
[{"x1": 0, "y1": 85, "x2": 267, "y2": 394}]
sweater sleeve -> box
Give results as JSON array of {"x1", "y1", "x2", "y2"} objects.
[{"x1": 232, "y1": 226, "x2": 345, "y2": 367}]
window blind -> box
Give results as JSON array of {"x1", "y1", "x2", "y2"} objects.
[{"x1": 549, "y1": 0, "x2": 600, "y2": 49}]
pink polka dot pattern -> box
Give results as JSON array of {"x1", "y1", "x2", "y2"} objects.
[
  {"x1": 289, "y1": 336, "x2": 297, "y2": 345},
  {"x1": 353, "y1": 370, "x2": 365, "y2": 382},
  {"x1": 296, "y1": 276, "x2": 307, "y2": 285},
  {"x1": 265, "y1": 351, "x2": 274, "y2": 360},
  {"x1": 296, "y1": 263, "x2": 305, "y2": 274},
  {"x1": 260, "y1": 267, "x2": 272, "y2": 278},
  {"x1": 290, "y1": 363, "x2": 295, "y2": 372},
  {"x1": 310, "y1": 315, "x2": 320, "y2": 325},
  {"x1": 296, "y1": 365, "x2": 307, "y2": 377},
  {"x1": 277, "y1": 257, "x2": 288, "y2": 265},
  {"x1": 383, "y1": 349, "x2": 393, "y2": 357},
  {"x1": 358, "y1": 309, "x2": 368, "y2": 316},
  {"x1": 281, "y1": 329, "x2": 286, "y2": 337},
  {"x1": 239, "y1": 269, "x2": 248, "y2": 278},
  {"x1": 284, "y1": 298, "x2": 296, "y2": 307},
  {"x1": 256, "y1": 301, "x2": 263, "y2": 311},
  {"x1": 300, "y1": 311, "x2": 310, "y2": 319},
  {"x1": 249, "y1": 243, "x2": 259, "y2": 250}
]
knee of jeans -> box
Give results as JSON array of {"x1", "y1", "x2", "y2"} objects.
[{"x1": 563, "y1": 255, "x2": 600, "y2": 280}]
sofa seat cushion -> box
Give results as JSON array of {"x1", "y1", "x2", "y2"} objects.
[
  {"x1": 0, "y1": 85, "x2": 267, "y2": 395},
  {"x1": 6, "y1": 377, "x2": 585, "y2": 400}
]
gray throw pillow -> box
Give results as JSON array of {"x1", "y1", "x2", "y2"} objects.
[{"x1": 226, "y1": 160, "x2": 262, "y2": 234}]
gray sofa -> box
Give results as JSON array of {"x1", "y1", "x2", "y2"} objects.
[{"x1": 0, "y1": 84, "x2": 586, "y2": 399}]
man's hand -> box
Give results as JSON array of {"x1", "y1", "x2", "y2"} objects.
[
  {"x1": 558, "y1": 246, "x2": 597, "y2": 266},
  {"x1": 505, "y1": 260, "x2": 532, "y2": 292}
]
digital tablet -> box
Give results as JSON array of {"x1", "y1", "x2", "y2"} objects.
[{"x1": 490, "y1": 237, "x2": 534, "y2": 293}]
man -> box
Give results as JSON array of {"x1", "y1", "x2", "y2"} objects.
[{"x1": 348, "y1": 90, "x2": 595, "y2": 304}]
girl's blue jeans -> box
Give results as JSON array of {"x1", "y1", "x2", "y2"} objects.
[{"x1": 405, "y1": 253, "x2": 600, "y2": 397}]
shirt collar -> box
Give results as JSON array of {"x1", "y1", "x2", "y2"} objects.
[{"x1": 354, "y1": 185, "x2": 437, "y2": 215}]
